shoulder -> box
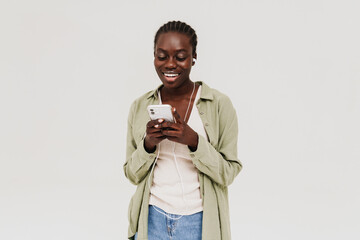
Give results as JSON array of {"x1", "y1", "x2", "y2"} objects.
[
  {"x1": 131, "y1": 90, "x2": 154, "y2": 106},
  {"x1": 199, "y1": 81, "x2": 234, "y2": 107},
  {"x1": 129, "y1": 87, "x2": 159, "y2": 110},
  {"x1": 127, "y1": 91, "x2": 151, "y2": 122},
  {"x1": 212, "y1": 89, "x2": 232, "y2": 104}
]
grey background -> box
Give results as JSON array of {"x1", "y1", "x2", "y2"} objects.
[{"x1": 0, "y1": 0, "x2": 359, "y2": 239}]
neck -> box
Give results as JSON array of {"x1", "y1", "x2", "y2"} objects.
[{"x1": 161, "y1": 80, "x2": 195, "y2": 99}]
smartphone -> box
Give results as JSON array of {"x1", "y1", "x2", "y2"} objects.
[{"x1": 147, "y1": 104, "x2": 174, "y2": 122}]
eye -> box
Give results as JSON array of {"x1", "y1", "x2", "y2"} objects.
[
  {"x1": 157, "y1": 56, "x2": 167, "y2": 61},
  {"x1": 176, "y1": 56, "x2": 186, "y2": 61}
]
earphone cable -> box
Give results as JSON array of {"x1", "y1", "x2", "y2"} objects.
[{"x1": 147, "y1": 82, "x2": 196, "y2": 219}]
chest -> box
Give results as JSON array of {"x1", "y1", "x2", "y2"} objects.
[
  {"x1": 131, "y1": 91, "x2": 221, "y2": 150},
  {"x1": 161, "y1": 99, "x2": 195, "y2": 122}
]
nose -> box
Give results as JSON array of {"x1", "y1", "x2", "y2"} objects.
[{"x1": 165, "y1": 57, "x2": 176, "y2": 70}]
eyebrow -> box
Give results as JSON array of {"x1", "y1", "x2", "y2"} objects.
[{"x1": 156, "y1": 48, "x2": 188, "y2": 53}]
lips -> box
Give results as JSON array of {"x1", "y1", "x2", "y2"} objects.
[
  {"x1": 164, "y1": 73, "x2": 179, "y2": 77},
  {"x1": 162, "y1": 72, "x2": 181, "y2": 82},
  {"x1": 163, "y1": 72, "x2": 180, "y2": 77}
]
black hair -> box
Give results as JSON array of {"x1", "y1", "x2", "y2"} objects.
[{"x1": 154, "y1": 21, "x2": 198, "y2": 56}]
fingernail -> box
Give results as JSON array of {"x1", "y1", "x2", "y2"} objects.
[
  {"x1": 158, "y1": 119, "x2": 164, "y2": 123},
  {"x1": 154, "y1": 124, "x2": 159, "y2": 128}
]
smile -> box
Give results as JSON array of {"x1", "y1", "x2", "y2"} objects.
[{"x1": 163, "y1": 72, "x2": 180, "y2": 78}]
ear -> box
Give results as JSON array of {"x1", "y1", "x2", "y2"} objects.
[{"x1": 192, "y1": 53, "x2": 197, "y2": 66}]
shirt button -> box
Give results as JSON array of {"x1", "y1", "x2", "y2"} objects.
[
  {"x1": 200, "y1": 112, "x2": 204, "y2": 115},
  {"x1": 149, "y1": 156, "x2": 153, "y2": 159},
  {"x1": 190, "y1": 154, "x2": 195, "y2": 157},
  {"x1": 205, "y1": 123, "x2": 209, "y2": 126}
]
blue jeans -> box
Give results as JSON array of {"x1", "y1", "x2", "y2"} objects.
[{"x1": 134, "y1": 205, "x2": 203, "y2": 240}]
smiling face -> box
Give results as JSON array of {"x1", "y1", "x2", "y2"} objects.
[{"x1": 154, "y1": 32, "x2": 196, "y2": 89}]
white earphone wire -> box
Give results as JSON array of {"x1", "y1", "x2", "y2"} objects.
[{"x1": 147, "y1": 82, "x2": 196, "y2": 219}]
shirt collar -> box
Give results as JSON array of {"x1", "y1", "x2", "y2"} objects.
[{"x1": 146, "y1": 81, "x2": 213, "y2": 100}]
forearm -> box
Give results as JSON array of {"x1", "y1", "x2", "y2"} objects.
[
  {"x1": 190, "y1": 135, "x2": 242, "y2": 187},
  {"x1": 124, "y1": 130, "x2": 158, "y2": 185}
]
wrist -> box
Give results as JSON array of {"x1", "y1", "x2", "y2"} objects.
[
  {"x1": 188, "y1": 133, "x2": 199, "y2": 152},
  {"x1": 144, "y1": 138, "x2": 156, "y2": 153}
]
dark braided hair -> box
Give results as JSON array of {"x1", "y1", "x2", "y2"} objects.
[{"x1": 154, "y1": 21, "x2": 198, "y2": 56}]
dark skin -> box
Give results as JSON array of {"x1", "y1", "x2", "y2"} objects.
[{"x1": 144, "y1": 32, "x2": 199, "y2": 153}]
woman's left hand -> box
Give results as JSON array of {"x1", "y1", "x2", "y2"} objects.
[{"x1": 159, "y1": 107, "x2": 199, "y2": 151}]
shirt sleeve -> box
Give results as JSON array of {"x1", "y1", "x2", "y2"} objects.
[
  {"x1": 123, "y1": 101, "x2": 158, "y2": 185},
  {"x1": 190, "y1": 95, "x2": 242, "y2": 187}
]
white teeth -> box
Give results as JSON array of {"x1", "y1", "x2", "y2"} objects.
[{"x1": 163, "y1": 73, "x2": 179, "y2": 77}]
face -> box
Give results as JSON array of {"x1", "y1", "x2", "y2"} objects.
[{"x1": 154, "y1": 32, "x2": 196, "y2": 89}]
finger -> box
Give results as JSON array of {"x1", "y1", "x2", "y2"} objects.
[
  {"x1": 147, "y1": 123, "x2": 165, "y2": 133},
  {"x1": 146, "y1": 134, "x2": 166, "y2": 146},
  {"x1": 156, "y1": 135, "x2": 167, "y2": 140},
  {"x1": 147, "y1": 119, "x2": 164, "y2": 128},
  {"x1": 150, "y1": 133, "x2": 166, "y2": 138},
  {"x1": 146, "y1": 120, "x2": 157, "y2": 128},
  {"x1": 160, "y1": 121, "x2": 181, "y2": 130},
  {"x1": 172, "y1": 107, "x2": 183, "y2": 124},
  {"x1": 147, "y1": 128, "x2": 162, "y2": 135},
  {"x1": 161, "y1": 129, "x2": 180, "y2": 137},
  {"x1": 146, "y1": 132, "x2": 166, "y2": 140}
]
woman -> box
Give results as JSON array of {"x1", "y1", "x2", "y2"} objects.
[{"x1": 124, "y1": 21, "x2": 242, "y2": 240}]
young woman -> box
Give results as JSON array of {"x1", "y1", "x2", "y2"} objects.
[{"x1": 124, "y1": 21, "x2": 242, "y2": 240}]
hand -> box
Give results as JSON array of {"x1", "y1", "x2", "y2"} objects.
[
  {"x1": 159, "y1": 107, "x2": 199, "y2": 151},
  {"x1": 144, "y1": 119, "x2": 166, "y2": 153}
]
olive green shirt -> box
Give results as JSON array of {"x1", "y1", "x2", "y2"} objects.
[{"x1": 124, "y1": 81, "x2": 242, "y2": 240}]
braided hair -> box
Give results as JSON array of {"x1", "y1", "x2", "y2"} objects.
[{"x1": 154, "y1": 21, "x2": 198, "y2": 56}]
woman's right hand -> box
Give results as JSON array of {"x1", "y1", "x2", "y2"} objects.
[{"x1": 144, "y1": 119, "x2": 166, "y2": 153}]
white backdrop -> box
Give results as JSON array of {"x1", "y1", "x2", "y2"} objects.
[{"x1": 1, "y1": 0, "x2": 359, "y2": 239}]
